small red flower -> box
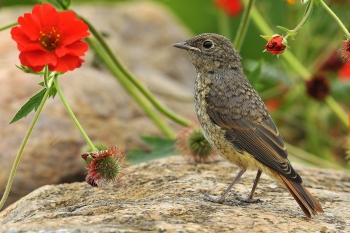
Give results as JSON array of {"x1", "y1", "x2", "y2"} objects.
[
  {"x1": 306, "y1": 73, "x2": 331, "y2": 101},
  {"x1": 265, "y1": 99, "x2": 280, "y2": 112},
  {"x1": 81, "y1": 147, "x2": 129, "y2": 188},
  {"x1": 264, "y1": 35, "x2": 287, "y2": 55},
  {"x1": 215, "y1": 0, "x2": 243, "y2": 17},
  {"x1": 11, "y1": 4, "x2": 90, "y2": 72},
  {"x1": 341, "y1": 37, "x2": 350, "y2": 63},
  {"x1": 338, "y1": 63, "x2": 350, "y2": 81}
]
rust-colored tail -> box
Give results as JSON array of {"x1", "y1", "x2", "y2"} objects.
[{"x1": 279, "y1": 174, "x2": 324, "y2": 219}]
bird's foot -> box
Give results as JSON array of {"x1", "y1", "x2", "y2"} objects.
[
  {"x1": 203, "y1": 192, "x2": 226, "y2": 204},
  {"x1": 234, "y1": 193, "x2": 262, "y2": 203},
  {"x1": 203, "y1": 192, "x2": 238, "y2": 206}
]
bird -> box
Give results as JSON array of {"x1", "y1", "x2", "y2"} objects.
[{"x1": 172, "y1": 33, "x2": 323, "y2": 219}]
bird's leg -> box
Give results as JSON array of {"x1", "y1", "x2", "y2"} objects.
[
  {"x1": 234, "y1": 170, "x2": 262, "y2": 203},
  {"x1": 204, "y1": 169, "x2": 246, "y2": 204}
]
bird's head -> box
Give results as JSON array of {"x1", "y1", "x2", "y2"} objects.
[{"x1": 172, "y1": 33, "x2": 242, "y2": 73}]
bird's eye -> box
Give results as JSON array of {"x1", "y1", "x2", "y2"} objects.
[{"x1": 203, "y1": 40, "x2": 214, "y2": 49}]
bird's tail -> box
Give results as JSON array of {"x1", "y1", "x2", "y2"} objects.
[{"x1": 279, "y1": 174, "x2": 324, "y2": 219}]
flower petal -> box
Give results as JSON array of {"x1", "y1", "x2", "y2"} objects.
[
  {"x1": 11, "y1": 27, "x2": 46, "y2": 52},
  {"x1": 19, "y1": 53, "x2": 45, "y2": 72},
  {"x1": 11, "y1": 26, "x2": 30, "y2": 51},
  {"x1": 58, "y1": 11, "x2": 90, "y2": 45},
  {"x1": 32, "y1": 4, "x2": 59, "y2": 28},
  {"x1": 20, "y1": 43, "x2": 47, "y2": 52},
  {"x1": 21, "y1": 50, "x2": 57, "y2": 67},
  {"x1": 17, "y1": 13, "x2": 42, "y2": 41},
  {"x1": 50, "y1": 55, "x2": 84, "y2": 72},
  {"x1": 56, "y1": 41, "x2": 89, "y2": 57}
]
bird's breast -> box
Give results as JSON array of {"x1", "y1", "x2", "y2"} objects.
[{"x1": 193, "y1": 73, "x2": 258, "y2": 169}]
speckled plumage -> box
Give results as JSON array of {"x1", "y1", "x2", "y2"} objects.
[{"x1": 173, "y1": 33, "x2": 323, "y2": 219}]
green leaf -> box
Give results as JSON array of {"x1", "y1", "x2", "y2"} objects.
[
  {"x1": 300, "y1": 1, "x2": 314, "y2": 29},
  {"x1": 48, "y1": 85, "x2": 57, "y2": 98},
  {"x1": 276, "y1": 26, "x2": 296, "y2": 39},
  {"x1": 9, "y1": 88, "x2": 46, "y2": 124},
  {"x1": 276, "y1": 26, "x2": 291, "y2": 34},
  {"x1": 127, "y1": 136, "x2": 176, "y2": 164},
  {"x1": 38, "y1": 81, "x2": 57, "y2": 98},
  {"x1": 16, "y1": 65, "x2": 42, "y2": 75}
]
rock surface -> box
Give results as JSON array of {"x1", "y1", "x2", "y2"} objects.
[
  {"x1": 1, "y1": 156, "x2": 349, "y2": 232},
  {"x1": 0, "y1": 2, "x2": 196, "y2": 207}
]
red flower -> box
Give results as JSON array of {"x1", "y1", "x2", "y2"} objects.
[
  {"x1": 265, "y1": 99, "x2": 280, "y2": 112},
  {"x1": 264, "y1": 35, "x2": 287, "y2": 55},
  {"x1": 215, "y1": 0, "x2": 243, "y2": 16},
  {"x1": 11, "y1": 4, "x2": 89, "y2": 72},
  {"x1": 81, "y1": 147, "x2": 129, "y2": 188},
  {"x1": 338, "y1": 63, "x2": 350, "y2": 81}
]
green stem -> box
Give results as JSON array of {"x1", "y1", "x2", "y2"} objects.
[
  {"x1": 325, "y1": 97, "x2": 348, "y2": 126},
  {"x1": 57, "y1": 0, "x2": 69, "y2": 10},
  {"x1": 250, "y1": 4, "x2": 273, "y2": 35},
  {"x1": 282, "y1": 50, "x2": 310, "y2": 80},
  {"x1": 250, "y1": 5, "x2": 310, "y2": 79},
  {"x1": 0, "y1": 80, "x2": 51, "y2": 211},
  {"x1": 234, "y1": 0, "x2": 256, "y2": 52},
  {"x1": 319, "y1": 0, "x2": 350, "y2": 37},
  {"x1": 0, "y1": 22, "x2": 17, "y2": 31},
  {"x1": 218, "y1": 10, "x2": 230, "y2": 40},
  {"x1": 43, "y1": 66, "x2": 49, "y2": 88},
  {"x1": 79, "y1": 15, "x2": 191, "y2": 127},
  {"x1": 87, "y1": 38, "x2": 175, "y2": 138},
  {"x1": 250, "y1": 4, "x2": 349, "y2": 128},
  {"x1": 286, "y1": 0, "x2": 313, "y2": 39},
  {"x1": 53, "y1": 76, "x2": 97, "y2": 151}
]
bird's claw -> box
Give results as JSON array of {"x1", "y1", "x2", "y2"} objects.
[
  {"x1": 234, "y1": 193, "x2": 262, "y2": 203},
  {"x1": 203, "y1": 192, "x2": 226, "y2": 204},
  {"x1": 203, "y1": 192, "x2": 238, "y2": 206}
]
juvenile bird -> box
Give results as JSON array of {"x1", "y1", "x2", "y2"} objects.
[{"x1": 173, "y1": 33, "x2": 323, "y2": 218}]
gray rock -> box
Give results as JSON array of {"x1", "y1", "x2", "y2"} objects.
[
  {"x1": 0, "y1": 2, "x2": 196, "y2": 208},
  {"x1": 0, "y1": 156, "x2": 349, "y2": 232}
]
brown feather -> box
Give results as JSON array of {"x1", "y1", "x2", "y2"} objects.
[{"x1": 279, "y1": 174, "x2": 323, "y2": 218}]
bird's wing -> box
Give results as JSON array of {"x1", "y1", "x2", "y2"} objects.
[{"x1": 206, "y1": 100, "x2": 302, "y2": 183}]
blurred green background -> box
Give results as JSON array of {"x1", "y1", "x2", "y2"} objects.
[{"x1": 2, "y1": 0, "x2": 349, "y2": 169}]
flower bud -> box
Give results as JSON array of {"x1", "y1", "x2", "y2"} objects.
[
  {"x1": 176, "y1": 124, "x2": 216, "y2": 163},
  {"x1": 306, "y1": 73, "x2": 331, "y2": 101},
  {"x1": 263, "y1": 35, "x2": 288, "y2": 56},
  {"x1": 341, "y1": 37, "x2": 350, "y2": 63},
  {"x1": 81, "y1": 147, "x2": 129, "y2": 188}
]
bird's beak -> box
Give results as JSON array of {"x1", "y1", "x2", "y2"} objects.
[{"x1": 172, "y1": 42, "x2": 201, "y2": 52}]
